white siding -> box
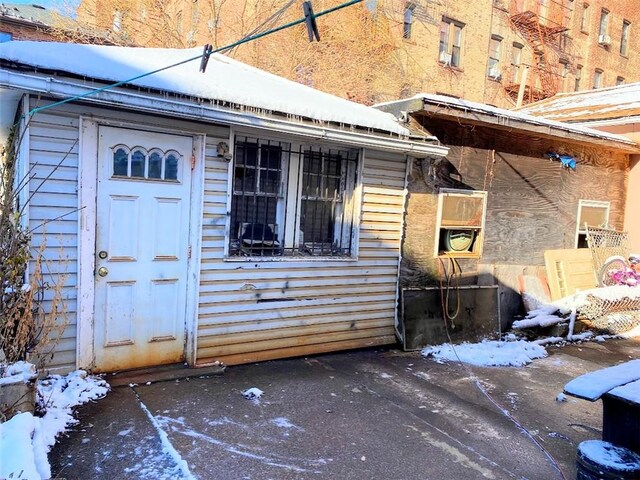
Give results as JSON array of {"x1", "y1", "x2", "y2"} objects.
[
  {"x1": 196, "y1": 145, "x2": 407, "y2": 365},
  {"x1": 23, "y1": 98, "x2": 408, "y2": 371},
  {"x1": 27, "y1": 107, "x2": 80, "y2": 372}
]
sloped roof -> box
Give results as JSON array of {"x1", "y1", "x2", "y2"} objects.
[
  {"x1": 516, "y1": 83, "x2": 640, "y2": 123},
  {"x1": 0, "y1": 41, "x2": 409, "y2": 136},
  {"x1": 0, "y1": 3, "x2": 56, "y2": 25},
  {"x1": 375, "y1": 93, "x2": 639, "y2": 151}
]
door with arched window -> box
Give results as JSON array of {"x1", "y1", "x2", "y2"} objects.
[{"x1": 94, "y1": 126, "x2": 193, "y2": 372}]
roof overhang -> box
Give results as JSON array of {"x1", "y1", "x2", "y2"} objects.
[
  {"x1": 0, "y1": 69, "x2": 448, "y2": 158},
  {"x1": 376, "y1": 96, "x2": 640, "y2": 154}
]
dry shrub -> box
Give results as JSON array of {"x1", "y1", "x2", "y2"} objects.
[{"x1": 1, "y1": 124, "x2": 69, "y2": 369}]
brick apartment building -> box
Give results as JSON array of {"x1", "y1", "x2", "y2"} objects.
[
  {"x1": 75, "y1": 0, "x2": 640, "y2": 107},
  {"x1": 395, "y1": 0, "x2": 640, "y2": 107}
]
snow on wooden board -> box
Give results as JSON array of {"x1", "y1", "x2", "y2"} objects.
[
  {"x1": 564, "y1": 359, "x2": 640, "y2": 401},
  {"x1": 379, "y1": 93, "x2": 637, "y2": 145},
  {"x1": 518, "y1": 83, "x2": 640, "y2": 121},
  {"x1": 608, "y1": 379, "x2": 640, "y2": 405},
  {"x1": 0, "y1": 41, "x2": 408, "y2": 136}
]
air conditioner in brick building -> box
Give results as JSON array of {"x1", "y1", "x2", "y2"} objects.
[{"x1": 598, "y1": 34, "x2": 611, "y2": 46}]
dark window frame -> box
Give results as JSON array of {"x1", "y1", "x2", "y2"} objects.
[{"x1": 228, "y1": 135, "x2": 360, "y2": 259}]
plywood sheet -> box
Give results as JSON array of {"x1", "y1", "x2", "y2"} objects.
[{"x1": 544, "y1": 248, "x2": 596, "y2": 300}]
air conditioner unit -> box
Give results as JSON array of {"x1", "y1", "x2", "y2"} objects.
[
  {"x1": 488, "y1": 67, "x2": 502, "y2": 80},
  {"x1": 439, "y1": 51, "x2": 452, "y2": 65},
  {"x1": 598, "y1": 34, "x2": 611, "y2": 46}
]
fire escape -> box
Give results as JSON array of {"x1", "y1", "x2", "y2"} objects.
[{"x1": 504, "y1": 0, "x2": 572, "y2": 105}]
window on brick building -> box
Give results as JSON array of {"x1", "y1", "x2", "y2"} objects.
[
  {"x1": 580, "y1": 3, "x2": 589, "y2": 32},
  {"x1": 439, "y1": 17, "x2": 464, "y2": 68},
  {"x1": 616, "y1": 76, "x2": 625, "y2": 86},
  {"x1": 621, "y1": 20, "x2": 630, "y2": 56},
  {"x1": 598, "y1": 9, "x2": 609, "y2": 37},
  {"x1": 113, "y1": 11, "x2": 122, "y2": 32},
  {"x1": 559, "y1": 59, "x2": 570, "y2": 78},
  {"x1": 511, "y1": 42, "x2": 523, "y2": 83},
  {"x1": 487, "y1": 35, "x2": 502, "y2": 79},
  {"x1": 574, "y1": 64, "x2": 582, "y2": 90},
  {"x1": 403, "y1": 4, "x2": 415, "y2": 39},
  {"x1": 593, "y1": 69, "x2": 603, "y2": 89}
]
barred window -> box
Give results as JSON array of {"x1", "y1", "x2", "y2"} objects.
[{"x1": 228, "y1": 136, "x2": 359, "y2": 258}]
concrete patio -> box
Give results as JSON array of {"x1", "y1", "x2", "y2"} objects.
[{"x1": 50, "y1": 338, "x2": 639, "y2": 479}]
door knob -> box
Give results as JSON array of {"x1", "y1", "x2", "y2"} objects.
[{"x1": 98, "y1": 267, "x2": 109, "y2": 277}]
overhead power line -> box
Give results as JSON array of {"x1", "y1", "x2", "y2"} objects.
[{"x1": 26, "y1": 0, "x2": 368, "y2": 119}]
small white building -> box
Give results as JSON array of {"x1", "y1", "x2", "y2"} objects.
[{"x1": 0, "y1": 41, "x2": 447, "y2": 373}]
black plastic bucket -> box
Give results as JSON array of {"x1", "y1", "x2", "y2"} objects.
[{"x1": 576, "y1": 440, "x2": 640, "y2": 480}]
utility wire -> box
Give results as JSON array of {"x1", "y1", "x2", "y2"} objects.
[
  {"x1": 225, "y1": 0, "x2": 297, "y2": 56},
  {"x1": 26, "y1": 0, "x2": 364, "y2": 119}
]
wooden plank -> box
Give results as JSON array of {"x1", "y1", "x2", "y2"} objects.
[{"x1": 544, "y1": 248, "x2": 596, "y2": 300}]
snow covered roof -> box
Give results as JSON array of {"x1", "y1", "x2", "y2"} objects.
[
  {"x1": 375, "y1": 93, "x2": 638, "y2": 149},
  {"x1": 0, "y1": 41, "x2": 408, "y2": 136},
  {"x1": 516, "y1": 83, "x2": 640, "y2": 123}
]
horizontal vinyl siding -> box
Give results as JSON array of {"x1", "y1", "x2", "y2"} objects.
[
  {"x1": 196, "y1": 146, "x2": 406, "y2": 365},
  {"x1": 27, "y1": 107, "x2": 80, "y2": 372}
]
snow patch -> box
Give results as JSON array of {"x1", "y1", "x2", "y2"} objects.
[
  {"x1": 0, "y1": 361, "x2": 37, "y2": 385},
  {"x1": 137, "y1": 401, "x2": 196, "y2": 480},
  {"x1": 0, "y1": 369, "x2": 109, "y2": 480},
  {"x1": 564, "y1": 359, "x2": 640, "y2": 400},
  {"x1": 242, "y1": 387, "x2": 264, "y2": 400},
  {"x1": 422, "y1": 339, "x2": 547, "y2": 367}
]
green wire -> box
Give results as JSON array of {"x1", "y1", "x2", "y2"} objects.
[{"x1": 26, "y1": 0, "x2": 363, "y2": 118}]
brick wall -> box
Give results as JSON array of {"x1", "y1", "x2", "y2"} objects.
[{"x1": 0, "y1": 19, "x2": 58, "y2": 42}]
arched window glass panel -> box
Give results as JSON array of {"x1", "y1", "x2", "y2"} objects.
[
  {"x1": 165, "y1": 153, "x2": 179, "y2": 180},
  {"x1": 131, "y1": 149, "x2": 146, "y2": 178},
  {"x1": 148, "y1": 151, "x2": 162, "y2": 179},
  {"x1": 113, "y1": 147, "x2": 128, "y2": 176}
]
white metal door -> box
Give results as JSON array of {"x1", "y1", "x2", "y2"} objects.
[{"x1": 94, "y1": 126, "x2": 193, "y2": 372}]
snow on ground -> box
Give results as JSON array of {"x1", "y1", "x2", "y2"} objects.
[
  {"x1": 137, "y1": 398, "x2": 196, "y2": 480},
  {"x1": 0, "y1": 367, "x2": 109, "y2": 480},
  {"x1": 422, "y1": 338, "x2": 548, "y2": 367},
  {"x1": 513, "y1": 285, "x2": 640, "y2": 330},
  {"x1": 0, "y1": 361, "x2": 36, "y2": 385},
  {"x1": 242, "y1": 387, "x2": 264, "y2": 401}
]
